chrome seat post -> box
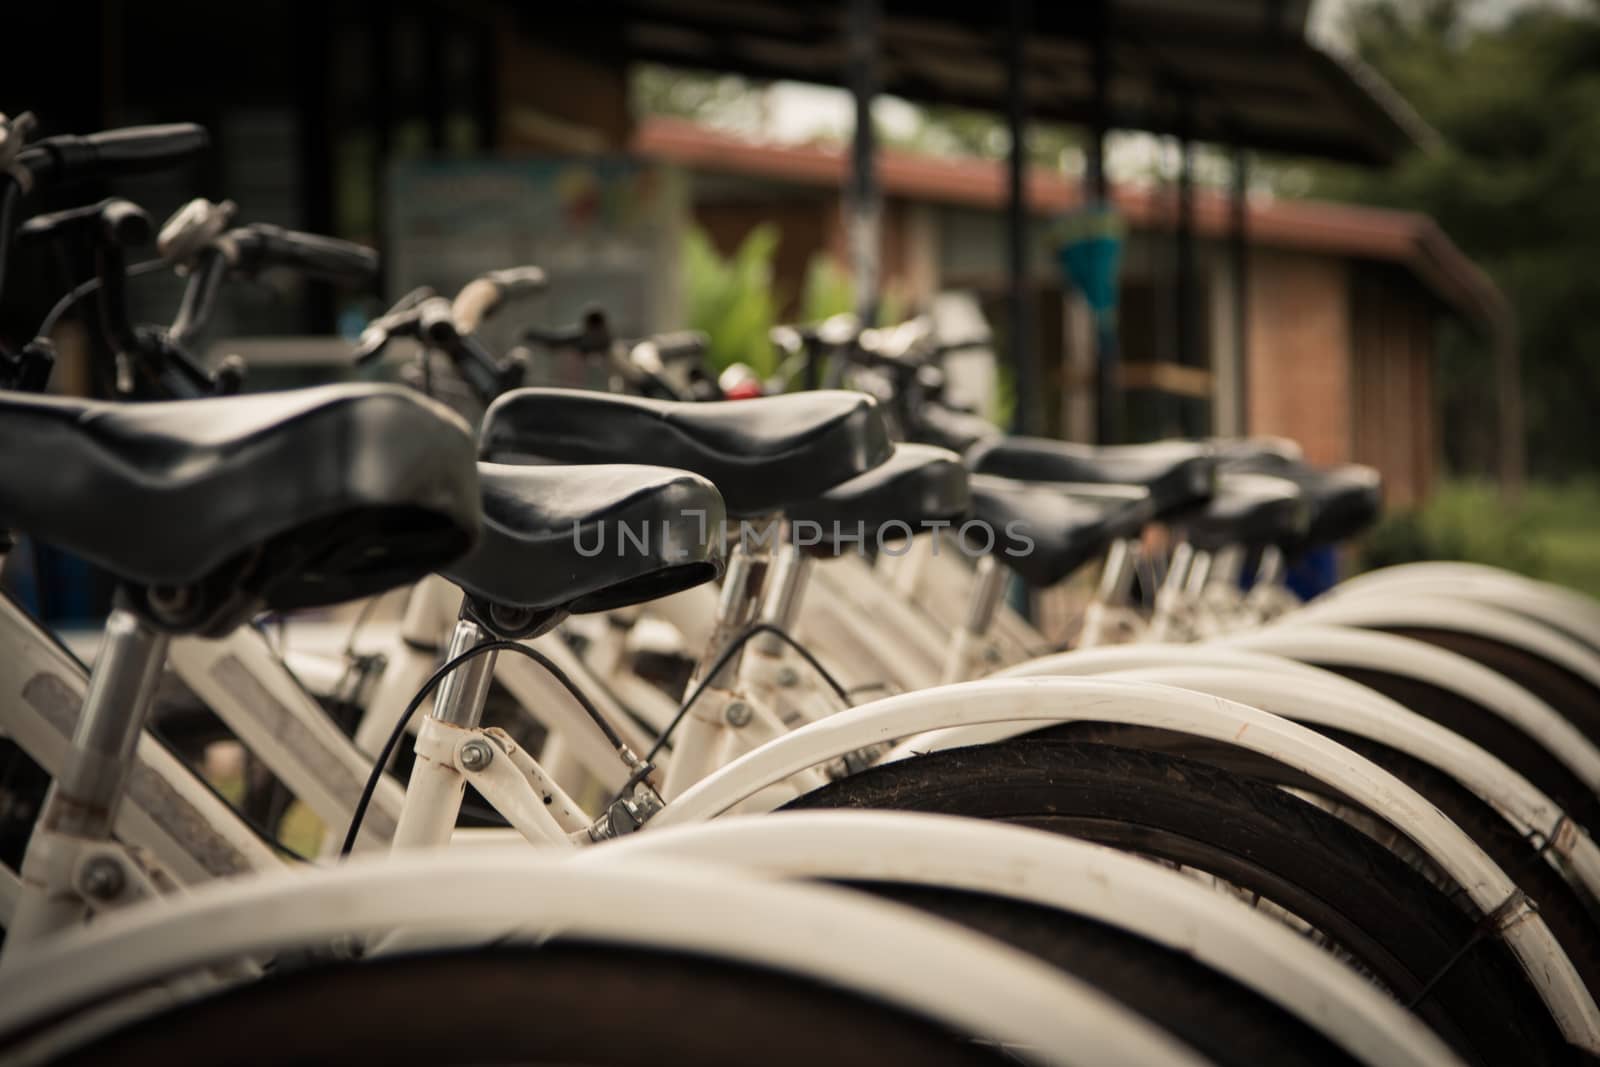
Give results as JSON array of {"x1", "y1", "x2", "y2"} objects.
[{"x1": 5, "y1": 606, "x2": 169, "y2": 957}]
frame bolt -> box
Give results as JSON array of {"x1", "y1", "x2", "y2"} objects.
[
  {"x1": 459, "y1": 739, "x2": 495, "y2": 771},
  {"x1": 79, "y1": 857, "x2": 125, "y2": 901},
  {"x1": 776, "y1": 666, "x2": 799, "y2": 688},
  {"x1": 724, "y1": 700, "x2": 752, "y2": 727}
]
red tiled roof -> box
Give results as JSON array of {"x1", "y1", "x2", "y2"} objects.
[{"x1": 633, "y1": 116, "x2": 1506, "y2": 329}]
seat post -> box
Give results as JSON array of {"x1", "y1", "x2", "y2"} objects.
[
  {"x1": 390, "y1": 612, "x2": 497, "y2": 851},
  {"x1": 666, "y1": 517, "x2": 779, "y2": 798},
  {"x1": 5, "y1": 606, "x2": 169, "y2": 956},
  {"x1": 941, "y1": 555, "x2": 1008, "y2": 684},
  {"x1": 1148, "y1": 541, "x2": 1197, "y2": 641}
]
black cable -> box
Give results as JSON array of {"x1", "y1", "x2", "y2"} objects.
[
  {"x1": 36, "y1": 257, "x2": 167, "y2": 338},
  {"x1": 643, "y1": 622, "x2": 849, "y2": 767},
  {"x1": 340, "y1": 639, "x2": 514, "y2": 857},
  {"x1": 340, "y1": 636, "x2": 633, "y2": 857}
]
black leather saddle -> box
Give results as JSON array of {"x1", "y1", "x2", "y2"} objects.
[
  {"x1": 1180, "y1": 473, "x2": 1310, "y2": 552},
  {"x1": 1222, "y1": 454, "x2": 1382, "y2": 551},
  {"x1": 966, "y1": 437, "x2": 1215, "y2": 518},
  {"x1": 442, "y1": 462, "x2": 724, "y2": 627},
  {"x1": 967, "y1": 475, "x2": 1148, "y2": 588},
  {"x1": 479, "y1": 388, "x2": 892, "y2": 517},
  {"x1": 786, "y1": 443, "x2": 970, "y2": 555},
  {"x1": 0, "y1": 385, "x2": 480, "y2": 633}
]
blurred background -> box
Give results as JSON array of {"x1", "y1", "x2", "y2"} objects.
[{"x1": 2, "y1": 0, "x2": 1596, "y2": 615}]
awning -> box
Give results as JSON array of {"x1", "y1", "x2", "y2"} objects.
[{"x1": 600, "y1": 0, "x2": 1435, "y2": 165}]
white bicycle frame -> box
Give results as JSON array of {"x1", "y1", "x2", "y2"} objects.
[{"x1": 0, "y1": 594, "x2": 278, "y2": 930}]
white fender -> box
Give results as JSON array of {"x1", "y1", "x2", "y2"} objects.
[
  {"x1": 1324, "y1": 568, "x2": 1600, "y2": 643},
  {"x1": 590, "y1": 811, "x2": 1461, "y2": 1067},
  {"x1": 656, "y1": 675, "x2": 1600, "y2": 1049},
  {"x1": 1219, "y1": 625, "x2": 1600, "y2": 794},
  {"x1": 1332, "y1": 564, "x2": 1600, "y2": 637},
  {"x1": 998, "y1": 643, "x2": 1334, "y2": 682},
  {"x1": 1099, "y1": 666, "x2": 1600, "y2": 905},
  {"x1": 897, "y1": 661, "x2": 1600, "y2": 916},
  {"x1": 1284, "y1": 595, "x2": 1600, "y2": 696},
  {"x1": 0, "y1": 851, "x2": 1200, "y2": 1067}
]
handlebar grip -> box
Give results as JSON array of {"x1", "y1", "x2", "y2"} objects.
[
  {"x1": 22, "y1": 123, "x2": 209, "y2": 187},
  {"x1": 451, "y1": 266, "x2": 547, "y2": 333},
  {"x1": 238, "y1": 224, "x2": 378, "y2": 286}
]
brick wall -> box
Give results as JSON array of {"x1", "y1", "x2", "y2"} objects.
[{"x1": 1246, "y1": 249, "x2": 1352, "y2": 466}]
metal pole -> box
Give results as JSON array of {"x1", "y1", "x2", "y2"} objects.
[
  {"x1": 1175, "y1": 110, "x2": 1196, "y2": 436},
  {"x1": 1231, "y1": 146, "x2": 1250, "y2": 436},
  {"x1": 1089, "y1": 0, "x2": 1118, "y2": 444},
  {"x1": 1007, "y1": 0, "x2": 1037, "y2": 435},
  {"x1": 847, "y1": 0, "x2": 882, "y2": 327}
]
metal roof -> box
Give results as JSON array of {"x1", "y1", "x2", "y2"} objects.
[{"x1": 602, "y1": 0, "x2": 1435, "y2": 165}]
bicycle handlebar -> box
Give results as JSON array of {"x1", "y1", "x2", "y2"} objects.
[
  {"x1": 230, "y1": 224, "x2": 378, "y2": 286},
  {"x1": 18, "y1": 123, "x2": 208, "y2": 188},
  {"x1": 451, "y1": 265, "x2": 547, "y2": 334}
]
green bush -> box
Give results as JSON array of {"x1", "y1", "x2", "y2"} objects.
[{"x1": 1360, "y1": 480, "x2": 1544, "y2": 577}]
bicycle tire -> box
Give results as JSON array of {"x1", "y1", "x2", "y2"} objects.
[
  {"x1": 47, "y1": 943, "x2": 1012, "y2": 1066},
  {"x1": 858, "y1": 882, "x2": 1360, "y2": 1066},
  {"x1": 786, "y1": 739, "x2": 1569, "y2": 1065}
]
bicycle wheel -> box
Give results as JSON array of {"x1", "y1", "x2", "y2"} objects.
[
  {"x1": 1319, "y1": 663, "x2": 1600, "y2": 834},
  {"x1": 1015, "y1": 721, "x2": 1600, "y2": 1000},
  {"x1": 1384, "y1": 625, "x2": 1600, "y2": 747},
  {"x1": 48, "y1": 943, "x2": 1010, "y2": 1066},
  {"x1": 786, "y1": 739, "x2": 1568, "y2": 1066},
  {"x1": 858, "y1": 882, "x2": 1361, "y2": 1066}
]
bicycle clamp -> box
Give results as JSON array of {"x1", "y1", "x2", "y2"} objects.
[{"x1": 589, "y1": 777, "x2": 665, "y2": 840}]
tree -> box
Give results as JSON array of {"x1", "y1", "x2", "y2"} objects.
[{"x1": 1311, "y1": 0, "x2": 1600, "y2": 478}]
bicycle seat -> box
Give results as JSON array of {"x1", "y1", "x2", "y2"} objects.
[
  {"x1": 1222, "y1": 455, "x2": 1382, "y2": 551},
  {"x1": 1179, "y1": 473, "x2": 1309, "y2": 551},
  {"x1": 480, "y1": 388, "x2": 892, "y2": 517},
  {"x1": 786, "y1": 443, "x2": 970, "y2": 555},
  {"x1": 442, "y1": 462, "x2": 724, "y2": 620},
  {"x1": 967, "y1": 475, "x2": 1147, "y2": 588},
  {"x1": 0, "y1": 384, "x2": 479, "y2": 632},
  {"x1": 966, "y1": 437, "x2": 1214, "y2": 518}
]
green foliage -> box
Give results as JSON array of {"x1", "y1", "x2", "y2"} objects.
[
  {"x1": 797, "y1": 252, "x2": 908, "y2": 326},
  {"x1": 1311, "y1": 0, "x2": 1600, "y2": 478},
  {"x1": 1361, "y1": 479, "x2": 1545, "y2": 576},
  {"x1": 682, "y1": 224, "x2": 781, "y2": 378}
]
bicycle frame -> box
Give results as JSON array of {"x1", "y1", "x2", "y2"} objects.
[{"x1": 0, "y1": 594, "x2": 277, "y2": 932}]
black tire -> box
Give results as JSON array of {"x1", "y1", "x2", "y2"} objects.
[
  {"x1": 858, "y1": 882, "x2": 1362, "y2": 1066},
  {"x1": 46, "y1": 944, "x2": 1012, "y2": 1066},
  {"x1": 786, "y1": 739, "x2": 1573, "y2": 1066},
  {"x1": 1020, "y1": 721, "x2": 1600, "y2": 1000},
  {"x1": 1382, "y1": 625, "x2": 1600, "y2": 749},
  {"x1": 1317, "y1": 663, "x2": 1600, "y2": 836}
]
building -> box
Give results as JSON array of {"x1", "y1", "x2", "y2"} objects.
[{"x1": 637, "y1": 116, "x2": 1505, "y2": 506}]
